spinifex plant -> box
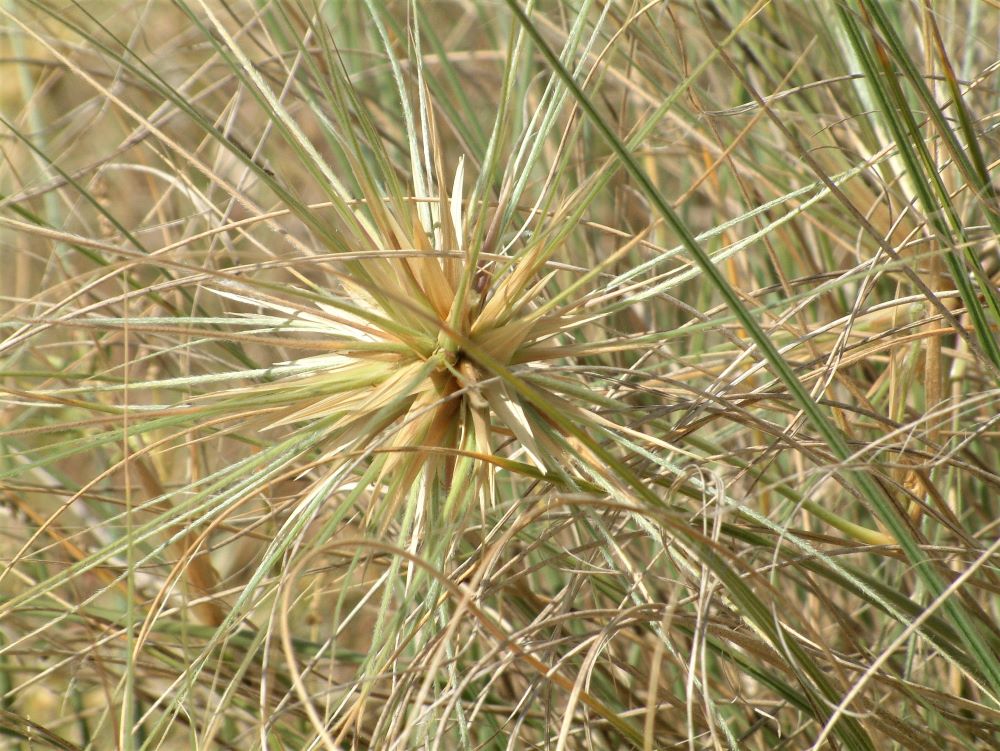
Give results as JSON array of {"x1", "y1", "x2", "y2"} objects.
[
  {"x1": 202, "y1": 161, "x2": 632, "y2": 533},
  {"x1": 2, "y1": 1, "x2": 1000, "y2": 749}
]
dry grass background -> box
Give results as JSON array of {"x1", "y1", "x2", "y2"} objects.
[{"x1": 1, "y1": 1, "x2": 999, "y2": 749}]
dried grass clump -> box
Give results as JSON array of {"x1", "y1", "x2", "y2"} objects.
[{"x1": 1, "y1": 2, "x2": 998, "y2": 749}]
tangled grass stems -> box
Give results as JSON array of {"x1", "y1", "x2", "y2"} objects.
[{"x1": 1, "y1": 1, "x2": 999, "y2": 749}]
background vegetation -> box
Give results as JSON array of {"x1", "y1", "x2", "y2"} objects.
[{"x1": 1, "y1": 1, "x2": 999, "y2": 748}]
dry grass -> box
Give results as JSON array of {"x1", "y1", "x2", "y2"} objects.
[{"x1": 1, "y1": 1, "x2": 999, "y2": 749}]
